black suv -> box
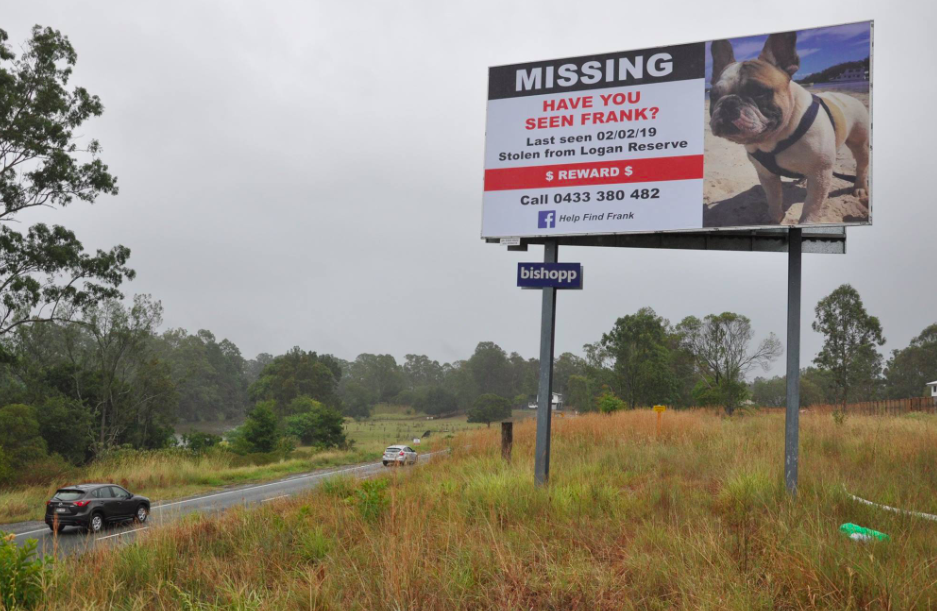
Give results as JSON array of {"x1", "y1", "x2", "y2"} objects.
[{"x1": 45, "y1": 484, "x2": 150, "y2": 534}]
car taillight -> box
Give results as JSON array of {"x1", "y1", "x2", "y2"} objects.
[
  {"x1": 399, "y1": 451, "x2": 405, "y2": 456},
  {"x1": 74, "y1": 500, "x2": 90, "y2": 507}
]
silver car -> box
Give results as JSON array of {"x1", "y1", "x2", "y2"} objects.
[{"x1": 382, "y1": 445, "x2": 418, "y2": 466}]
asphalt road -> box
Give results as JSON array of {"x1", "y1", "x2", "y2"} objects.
[{"x1": 6, "y1": 451, "x2": 444, "y2": 558}]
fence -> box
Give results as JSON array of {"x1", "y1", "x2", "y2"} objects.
[{"x1": 808, "y1": 396, "x2": 937, "y2": 416}]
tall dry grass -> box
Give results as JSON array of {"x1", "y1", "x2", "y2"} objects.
[{"x1": 34, "y1": 410, "x2": 937, "y2": 609}]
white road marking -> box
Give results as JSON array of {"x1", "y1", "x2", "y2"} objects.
[
  {"x1": 13, "y1": 528, "x2": 48, "y2": 539},
  {"x1": 97, "y1": 527, "x2": 148, "y2": 541},
  {"x1": 261, "y1": 495, "x2": 289, "y2": 503}
]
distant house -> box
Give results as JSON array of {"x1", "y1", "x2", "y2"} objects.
[
  {"x1": 528, "y1": 392, "x2": 564, "y2": 410},
  {"x1": 831, "y1": 67, "x2": 869, "y2": 82},
  {"x1": 928, "y1": 381, "x2": 937, "y2": 405}
]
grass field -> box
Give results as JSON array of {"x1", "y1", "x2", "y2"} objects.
[
  {"x1": 344, "y1": 405, "x2": 536, "y2": 450},
  {"x1": 30, "y1": 409, "x2": 937, "y2": 609}
]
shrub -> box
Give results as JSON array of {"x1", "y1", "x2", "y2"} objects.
[
  {"x1": 283, "y1": 402, "x2": 346, "y2": 448},
  {"x1": 181, "y1": 431, "x2": 223, "y2": 454},
  {"x1": 13, "y1": 454, "x2": 74, "y2": 488},
  {"x1": 0, "y1": 532, "x2": 53, "y2": 610},
  {"x1": 233, "y1": 401, "x2": 279, "y2": 454},
  {"x1": 595, "y1": 390, "x2": 625, "y2": 414},
  {"x1": 348, "y1": 479, "x2": 389, "y2": 522}
]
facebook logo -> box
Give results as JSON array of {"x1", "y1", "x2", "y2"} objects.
[{"x1": 538, "y1": 210, "x2": 556, "y2": 229}]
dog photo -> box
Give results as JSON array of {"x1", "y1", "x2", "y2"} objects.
[{"x1": 703, "y1": 22, "x2": 872, "y2": 228}]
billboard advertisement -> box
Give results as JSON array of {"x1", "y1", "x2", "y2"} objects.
[{"x1": 482, "y1": 22, "x2": 872, "y2": 238}]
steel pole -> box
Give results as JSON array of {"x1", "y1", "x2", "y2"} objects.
[
  {"x1": 534, "y1": 240, "x2": 558, "y2": 486},
  {"x1": 785, "y1": 228, "x2": 802, "y2": 495}
]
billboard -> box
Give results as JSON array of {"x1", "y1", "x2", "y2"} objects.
[{"x1": 482, "y1": 22, "x2": 872, "y2": 238}]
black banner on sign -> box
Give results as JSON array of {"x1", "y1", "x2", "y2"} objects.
[{"x1": 488, "y1": 42, "x2": 705, "y2": 101}]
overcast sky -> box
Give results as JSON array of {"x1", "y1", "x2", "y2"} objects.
[{"x1": 5, "y1": 1, "x2": 934, "y2": 376}]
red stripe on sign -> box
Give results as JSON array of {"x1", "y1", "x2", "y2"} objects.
[{"x1": 484, "y1": 155, "x2": 704, "y2": 191}]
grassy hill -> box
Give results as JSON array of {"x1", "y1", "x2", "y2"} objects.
[{"x1": 30, "y1": 409, "x2": 937, "y2": 609}]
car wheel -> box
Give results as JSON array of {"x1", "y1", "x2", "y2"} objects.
[
  {"x1": 135, "y1": 505, "x2": 148, "y2": 523},
  {"x1": 49, "y1": 524, "x2": 65, "y2": 534},
  {"x1": 382, "y1": 461, "x2": 388, "y2": 466},
  {"x1": 89, "y1": 513, "x2": 104, "y2": 534}
]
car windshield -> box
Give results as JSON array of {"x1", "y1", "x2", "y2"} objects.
[{"x1": 52, "y1": 489, "x2": 85, "y2": 501}]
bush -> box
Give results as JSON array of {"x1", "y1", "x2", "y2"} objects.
[
  {"x1": 283, "y1": 402, "x2": 346, "y2": 448},
  {"x1": 595, "y1": 390, "x2": 625, "y2": 414},
  {"x1": 233, "y1": 401, "x2": 279, "y2": 454},
  {"x1": 0, "y1": 532, "x2": 53, "y2": 610},
  {"x1": 181, "y1": 431, "x2": 223, "y2": 454},
  {"x1": 348, "y1": 479, "x2": 389, "y2": 522}
]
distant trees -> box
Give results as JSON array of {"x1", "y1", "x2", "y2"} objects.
[
  {"x1": 813, "y1": 285, "x2": 885, "y2": 410},
  {"x1": 283, "y1": 398, "x2": 346, "y2": 448},
  {"x1": 159, "y1": 329, "x2": 248, "y2": 422},
  {"x1": 884, "y1": 324, "x2": 937, "y2": 399}
]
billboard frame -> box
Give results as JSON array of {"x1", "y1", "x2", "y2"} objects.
[{"x1": 481, "y1": 20, "x2": 874, "y2": 240}]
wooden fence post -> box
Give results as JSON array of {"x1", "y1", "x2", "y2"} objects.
[{"x1": 501, "y1": 421, "x2": 513, "y2": 463}]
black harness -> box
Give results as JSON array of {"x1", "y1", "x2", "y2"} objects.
[{"x1": 749, "y1": 95, "x2": 835, "y2": 180}]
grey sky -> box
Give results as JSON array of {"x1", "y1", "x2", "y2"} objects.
[{"x1": 5, "y1": 1, "x2": 934, "y2": 375}]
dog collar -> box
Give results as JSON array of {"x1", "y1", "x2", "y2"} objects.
[{"x1": 749, "y1": 95, "x2": 834, "y2": 180}]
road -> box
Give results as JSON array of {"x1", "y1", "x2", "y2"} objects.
[{"x1": 5, "y1": 451, "x2": 444, "y2": 558}]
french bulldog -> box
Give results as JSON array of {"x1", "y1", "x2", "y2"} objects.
[{"x1": 709, "y1": 32, "x2": 870, "y2": 224}]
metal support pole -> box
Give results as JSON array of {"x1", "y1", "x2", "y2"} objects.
[
  {"x1": 534, "y1": 240, "x2": 558, "y2": 486},
  {"x1": 785, "y1": 228, "x2": 802, "y2": 495}
]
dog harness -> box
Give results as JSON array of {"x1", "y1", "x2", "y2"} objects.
[{"x1": 749, "y1": 95, "x2": 835, "y2": 180}]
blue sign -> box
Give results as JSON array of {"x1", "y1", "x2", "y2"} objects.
[{"x1": 517, "y1": 263, "x2": 583, "y2": 289}]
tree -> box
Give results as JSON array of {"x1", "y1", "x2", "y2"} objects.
[
  {"x1": 600, "y1": 307, "x2": 676, "y2": 409},
  {"x1": 467, "y1": 342, "x2": 511, "y2": 397},
  {"x1": 677, "y1": 312, "x2": 781, "y2": 414},
  {"x1": 283, "y1": 398, "x2": 346, "y2": 448},
  {"x1": 0, "y1": 26, "x2": 134, "y2": 335},
  {"x1": 813, "y1": 284, "x2": 885, "y2": 409},
  {"x1": 347, "y1": 354, "x2": 403, "y2": 403},
  {"x1": 340, "y1": 380, "x2": 376, "y2": 420},
  {"x1": 60, "y1": 295, "x2": 176, "y2": 451},
  {"x1": 553, "y1": 352, "x2": 585, "y2": 397},
  {"x1": 35, "y1": 395, "x2": 92, "y2": 463},
  {"x1": 414, "y1": 386, "x2": 457, "y2": 416},
  {"x1": 402, "y1": 354, "x2": 443, "y2": 389},
  {"x1": 751, "y1": 376, "x2": 786, "y2": 407},
  {"x1": 566, "y1": 374, "x2": 592, "y2": 411},
  {"x1": 236, "y1": 401, "x2": 279, "y2": 453},
  {"x1": 884, "y1": 323, "x2": 937, "y2": 399},
  {"x1": 467, "y1": 393, "x2": 511, "y2": 427},
  {"x1": 249, "y1": 347, "x2": 342, "y2": 409},
  {"x1": 0, "y1": 403, "x2": 47, "y2": 467}
]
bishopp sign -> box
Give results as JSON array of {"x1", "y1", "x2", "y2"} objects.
[{"x1": 517, "y1": 262, "x2": 583, "y2": 289}]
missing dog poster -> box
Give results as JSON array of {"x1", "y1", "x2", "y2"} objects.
[{"x1": 481, "y1": 21, "x2": 872, "y2": 238}]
